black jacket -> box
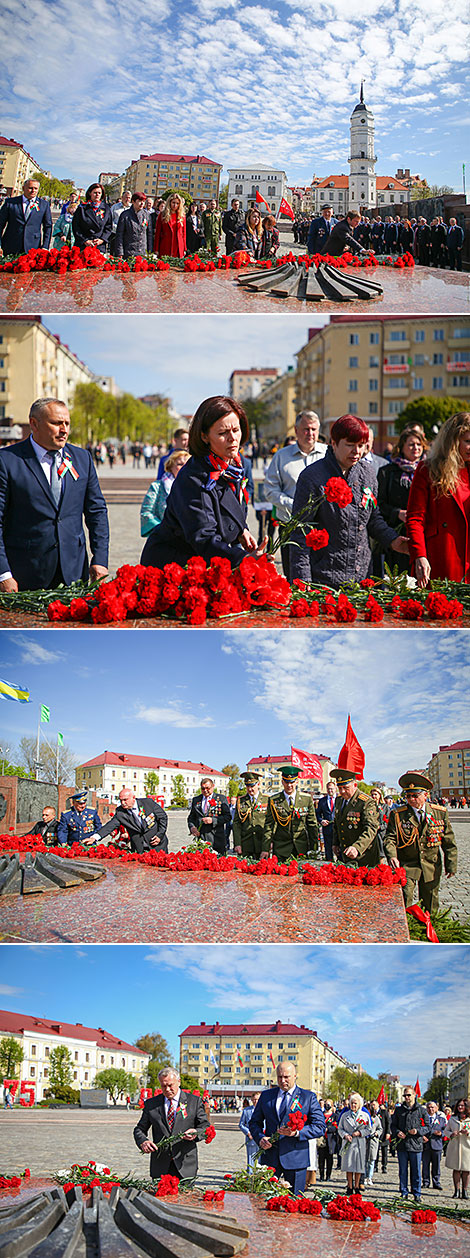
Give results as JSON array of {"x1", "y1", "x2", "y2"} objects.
[
  {"x1": 188, "y1": 792, "x2": 232, "y2": 854},
  {"x1": 114, "y1": 207, "x2": 148, "y2": 257},
  {"x1": 222, "y1": 208, "x2": 245, "y2": 254},
  {"x1": 186, "y1": 211, "x2": 205, "y2": 253},
  {"x1": 96, "y1": 797, "x2": 168, "y2": 853},
  {"x1": 26, "y1": 819, "x2": 59, "y2": 843},
  {"x1": 72, "y1": 202, "x2": 113, "y2": 251},
  {"x1": 134, "y1": 1091, "x2": 208, "y2": 1179},
  {"x1": 140, "y1": 455, "x2": 248, "y2": 570},
  {"x1": 328, "y1": 219, "x2": 366, "y2": 257},
  {"x1": 391, "y1": 1101, "x2": 430, "y2": 1151}
]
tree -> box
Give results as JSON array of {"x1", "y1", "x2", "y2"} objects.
[
  {"x1": 171, "y1": 774, "x2": 188, "y2": 806},
  {"x1": 162, "y1": 188, "x2": 192, "y2": 209},
  {"x1": 180, "y1": 1073, "x2": 200, "y2": 1092},
  {"x1": 19, "y1": 735, "x2": 78, "y2": 786},
  {"x1": 395, "y1": 396, "x2": 470, "y2": 439},
  {"x1": 49, "y1": 1045, "x2": 73, "y2": 1097},
  {"x1": 219, "y1": 183, "x2": 228, "y2": 209},
  {"x1": 221, "y1": 764, "x2": 242, "y2": 796},
  {"x1": 0, "y1": 758, "x2": 33, "y2": 779},
  {"x1": 93, "y1": 1067, "x2": 137, "y2": 1104},
  {"x1": 424, "y1": 1075, "x2": 449, "y2": 1106},
  {"x1": 144, "y1": 772, "x2": 160, "y2": 795},
  {"x1": 0, "y1": 1036, "x2": 24, "y2": 1078},
  {"x1": 70, "y1": 382, "x2": 171, "y2": 447},
  {"x1": 135, "y1": 1033, "x2": 173, "y2": 1070},
  {"x1": 37, "y1": 174, "x2": 75, "y2": 201}
]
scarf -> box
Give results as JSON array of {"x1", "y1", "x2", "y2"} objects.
[
  {"x1": 205, "y1": 452, "x2": 248, "y2": 503},
  {"x1": 393, "y1": 454, "x2": 421, "y2": 489},
  {"x1": 89, "y1": 203, "x2": 105, "y2": 221}
]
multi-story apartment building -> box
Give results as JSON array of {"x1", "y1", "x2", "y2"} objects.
[
  {"x1": 75, "y1": 751, "x2": 229, "y2": 806},
  {"x1": 179, "y1": 1020, "x2": 351, "y2": 1096},
  {"x1": 0, "y1": 136, "x2": 42, "y2": 196},
  {"x1": 294, "y1": 316, "x2": 470, "y2": 453},
  {"x1": 433, "y1": 1056, "x2": 467, "y2": 1078},
  {"x1": 447, "y1": 1058, "x2": 470, "y2": 1106},
  {"x1": 227, "y1": 167, "x2": 289, "y2": 214},
  {"x1": 256, "y1": 368, "x2": 297, "y2": 445},
  {"x1": 229, "y1": 367, "x2": 281, "y2": 404},
  {"x1": 123, "y1": 153, "x2": 221, "y2": 203},
  {"x1": 246, "y1": 754, "x2": 334, "y2": 796},
  {"x1": 0, "y1": 1008, "x2": 149, "y2": 1103},
  {"x1": 0, "y1": 317, "x2": 96, "y2": 432},
  {"x1": 427, "y1": 741, "x2": 470, "y2": 799}
]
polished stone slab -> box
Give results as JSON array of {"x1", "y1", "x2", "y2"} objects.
[
  {"x1": 0, "y1": 607, "x2": 469, "y2": 629},
  {"x1": 0, "y1": 265, "x2": 468, "y2": 313},
  {"x1": 0, "y1": 859, "x2": 409, "y2": 942}
]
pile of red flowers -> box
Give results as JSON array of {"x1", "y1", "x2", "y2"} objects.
[
  {"x1": 0, "y1": 1170, "x2": 30, "y2": 1190},
  {"x1": 266, "y1": 1196, "x2": 323, "y2": 1214},
  {"x1": 326, "y1": 1193, "x2": 381, "y2": 1221},
  {"x1": 204, "y1": 1125, "x2": 216, "y2": 1144},
  {"x1": 0, "y1": 245, "x2": 172, "y2": 275},
  {"x1": 47, "y1": 556, "x2": 291, "y2": 625},
  {"x1": 60, "y1": 1162, "x2": 120, "y2": 1195},
  {"x1": 388, "y1": 592, "x2": 464, "y2": 621},
  {"x1": 290, "y1": 590, "x2": 358, "y2": 622},
  {"x1": 411, "y1": 1209, "x2": 437, "y2": 1224},
  {"x1": 155, "y1": 1175, "x2": 180, "y2": 1197},
  {"x1": 289, "y1": 585, "x2": 465, "y2": 623},
  {"x1": 302, "y1": 862, "x2": 407, "y2": 888},
  {"x1": 203, "y1": 1189, "x2": 225, "y2": 1202},
  {"x1": 184, "y1": 251, "x2": 251, "y2": 272}
]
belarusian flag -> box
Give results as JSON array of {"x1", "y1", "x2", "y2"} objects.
[
  {"x1": 269, "y1": 1051, "x2": 276, "y2": 1069},
  {"x1": 255, "y1": 190, "x2": 270, "y2": 209},
  {"x1": 237, "y1": 1052, "x2": 243, "y2": 1066}
]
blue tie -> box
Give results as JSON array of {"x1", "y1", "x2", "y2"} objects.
[
  {"x1": 279, "y1": 1092, "x2": 289, "y2": 1125},
  {"x1": 50, "y1": 452, "x2": 61, "y2": 507}
]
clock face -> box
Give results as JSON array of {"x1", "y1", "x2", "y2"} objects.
[{"x1": 361, "y1": 119, "x2": 365, "y2": 124}]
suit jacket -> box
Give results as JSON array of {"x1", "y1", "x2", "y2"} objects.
[
  {"x1": 0, "y1": 438, "x2": 109, "y2": 590},
  {"x1": 26, "y1": 819, "x2": 59, "y2": 843},
  {"x1": 96, "y1": 797, "x2": 168, "y2": 853},
  {"x1": 0, "y1": 196, "x2": 52, "y2": 254},
  {"x1": 71, "y1": 202, "x2": 113, "y2": 251},
  {"x1": 333, "y1": 789, "x2": 381, "y2": 867},
  {"x1": 140, "y1": 456, "x2": 248, "y2": 570},
  {"x1": 134, "y1": 1091, "x2": 208, "y2": 1179},
  {"x1": 423, "y1": 1114, "x2": 446, "y2": 1150},
  {"x1": 249, "y1": 1085, "x2": 325, "y2": 1169},
  {"x1": 316, "y1": 794, "x2": 336, "y2": 842},
  {"x1": 384, "y1": 802, "x2": 457, "y2": 883},
  {"x1": 187, "y1": 792, "x2": 231, "y2": 854}
]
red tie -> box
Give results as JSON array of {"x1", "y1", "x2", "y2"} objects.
[{"x1": 168, "y1": 1099, "x2": 176, "y2": 1131}]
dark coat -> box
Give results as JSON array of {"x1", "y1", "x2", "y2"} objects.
[
  {"x1": 383, "y1": 221, "x2": 398, "y2": 250},
  {"x1": 0, "y1": 195, "x2": 52, "y2": 254},
  {"x1": 377, "y1": 458, "x2": 421, "y2": 573},
  {"x1": 186, "y1": 211, "x2": 205, "y2": 253},
  {"x1": 333, "y1": 788, "x2": 381, "y2": 867},
  {"x1": 26, "y1": 819, "x2": 59, "y2": 844},
  {"x1": 114, "y1": 206, "x2": 148, "y2": 257},
  {"x1": 250, "y1": 1085, "x2": 325, "y2": 1170},
  {"x1": 140, "y1": 455, "x2": 248, "y2": 570},
  {"x1": 96, "y1": 797, "x2": 168, "y2": 853},
  {"x1": 328, "y1": 219, "x2": 365, "y2": 257},
  {"x1": 0, "y1": 438, "x2": 109, "y2": 590},
  {"x1": 134, "y1": 1091, "x2": 209, "y2": 1179},
  {"x1": 71, "y1": 202, "x2": 113, "y2": 251},
  {"x1": 391, "y1": 1101, "x2": 430, "y2": 1151},
  {"x1": 316, "y1": 793, "x2": 336, "y2": 859},
  {"x1": 187, "y1": 792, "x2": 232, "y2": 854},
  {"x1": 370, "y1": 221, "x2": 384, "y2": 249},
  {"x1": 406, "y1": 461, "x2": 470, "y2": 582},
  {"x1": 289, "y1": 446, "x2": 397, "y2": 587},
  {"x1": 222, "y1": 207, "x2": 245, "y2": 254},
  {"x1": 307, "y1": 215, "x2": 332, "y2": 255}
]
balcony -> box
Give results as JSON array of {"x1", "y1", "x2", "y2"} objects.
[
  {"x1": 446, "y1": 360, "x2": 470, "y2": 372},
  {"x1": 383, "y1": 363, "x2": 409, "y2": 375},
  {"x1": 384, "y1": 340, "x2": 410, "y2": 351}
]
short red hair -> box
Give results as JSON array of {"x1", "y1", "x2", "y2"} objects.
[{"x1": 330, "y1": 414, "x2": 369, "y2": 443}]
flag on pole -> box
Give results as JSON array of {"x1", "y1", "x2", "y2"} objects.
[
  {"x1": 40, "y1": 704, "x2": 50, "y2": 724},
  {"x1": 57, "y1": 732, "x2": 64, "y2": 746},
  {"x1": 278, "y1": 197, "x2": 294, "y2": 220},
  {"x1": 210, "y1": 1050, "x2": 218, "y2": 1066},
  {"x1": 337, "y1": 715, "x2": 365, "y2": 778},
  {"x1": 237, "y1": 1051, "x2": 243, "y2": 1066},
  {"x1": 376, "y1": 1085, "x2": 386, "y2": 1105},
  {"x1": 269, "y1": 1051, "x2": 276, "y2": 1069},
  {"x1": 414, "y1": 1077, "x2": 421, "y2": 1098},
  {"x1": 255, "y1": 189, "x2": 270, "y2": 209},
  {"x1": 291, "y1": 747, "x2": 323, "y2": 780},
  {"x1": 0, "y1": 678, "x2": 30, "y2": 703}
]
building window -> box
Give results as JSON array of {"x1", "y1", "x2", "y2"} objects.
[
  {"x1": 432, "y1": 377, "x2": 443, "y2": 390},
  {"x1": 433, "y1": 353, "x2": 443, "y2": 365},
  {"x1": 415, "y1": 330, "x2": 425, "y2": 343},
  {"x1": 433, "y1": 329, "x2": 444, "y2": 341},
  {"x1": 85, "y1": 1053, "x2": 89, "y2": 1063},
  {"x1": 74, "y1": 1071, "x2": 78, "y2": 1080},
  {"x1": 369, "y1": 402, "x2": 378, "y2": 414},
  {"x1": 370, "y1": 333, "x2": 379, "y2": 345},
  {"x1": 349, "y1": 403, "x2": 358, "y2": 414},
  {"x1": 414, "y1": 354, "x2": 425, "y2": 366},
  {"x1": 412, "y1": 376, "x2": 424, "y2": 390},
  {"x1": 349, "y1": 380, "x2": 358, "y2": 392},
  {"x1": 74, "y1": 1052, "x2": 78, "y2": 1061},
  {"x1": 45, "y1": 1047, "x2": 49, "y2": 1057},
  {"x1": 31, "y1": 1045, "x2": 36, "y2": 1056},
  {"x1": 350, "y1": 334, "x2": 359, "y2": 345},
  {"x1": 84, "y1": 1072, "x2": 88, "y2": 1081},
  {"x1": 369, "y1": 355, "x2": 379, "y2": 367},
  {"x1": 100, "y1": 1055, "x2": 105, "y2": 1064},
  {"x1": 390, "y1": 331, "x2": 406, "y2": 342},
  {"x1": 369, "y1": 379, "x2": 378, "y2": 391},
  {"x1": 349, "y1": 356, "x2": 358, "y2": 367},
  {"x1": 30, "y1": 1067, "x2": 35, "y2": 1077}
]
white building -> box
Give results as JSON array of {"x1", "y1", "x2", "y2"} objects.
[
  {"x1": 308, "y1": 87, "x2": 408, "y2": 215},
  {"x1": 227, "y1": 165, "x2": 289, "y2": 215},
  {"x1": 0, "y1": 1008, "x2": 150, "y2": 1103},
  {"x1": 76, "y1": 751, "x2": 230, "y2": 806}
]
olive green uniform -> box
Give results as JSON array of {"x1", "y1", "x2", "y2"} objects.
[
  {"x1": 333, "y1": 789, "x2": 381, "y2": 867},
  {"x1": 262, "y1": 789, "x2": 319, "y2": 861},
  {"x1": 384, "y1": 802, "x2": 457, "y2": 914},
  {"x1": 232, "y1": 792, "x2": 269, "y2": 858}
]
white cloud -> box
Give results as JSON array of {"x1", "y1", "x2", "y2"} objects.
[
  {"x1": 13, "y1": 635, "x2": 65, "y2": 666},
  {"x1": 132, "y1": 702, "x2": 214, "y2": 728},
  {"x1": 0, "y1": 984, "x2": 23, "y2": 994}
]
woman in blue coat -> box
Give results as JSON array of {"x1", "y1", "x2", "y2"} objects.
[{"x1": 141, "y1": 396, "x2": 264, "y2": 569}]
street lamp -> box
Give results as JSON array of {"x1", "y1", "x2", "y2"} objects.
[{"x1": 0, "y1": 746, "x2": 10, "y2": 775}]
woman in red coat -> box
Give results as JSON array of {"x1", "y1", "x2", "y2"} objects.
[
  {"x1": 153, "y1": 193, "x2": 186, "y2": 257},
  {"x1": 406, "y1": 411, "x2": 470, "y2": 584}
]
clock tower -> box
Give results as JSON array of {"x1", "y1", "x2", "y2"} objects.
[{"x1": 348, "y1": 82, "x2": 377, "y2": 211}]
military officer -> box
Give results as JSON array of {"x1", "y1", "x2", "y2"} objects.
[
  {"x1": 384, "y1": 771, "x2": 457, "y2": 914},
  {"x1": 233, "y1": 772, "x2": 269, "y2": 858},
  {"x1": 56, "y1": 790, "x2": 101, "y2": 847},
  {"x1": 330, "y1": 768, "x2": 381, "y2": 867},
  {"x1": 263, "y1": 766, "x2": 318, "y2": 861},
  {"x1": 26, "y1": 805, "x2": 59, "y2": 845}
]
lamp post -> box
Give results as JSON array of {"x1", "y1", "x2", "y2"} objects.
[{"x1": 0, "y1": 746, "x2": 10, "y2": 775}]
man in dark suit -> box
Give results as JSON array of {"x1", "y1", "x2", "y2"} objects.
[
  {"x1": 133, "y1": 1067, "x2": 209, "y2": 1180},
  {"x1": 26, "y1": 805, "x2": 59, "y2": 845},
  {"x1": 0, "y1": 178, "x2": 52, "y2": 255},
  {"x1": 92, "y1": 787, "x2": 168, "y2": 853},
  {"x1": 0, "y1": 398, "x2": 109, "y2": 591},
  {"x1": 188, "y1": 777, "x2": 231, "y2": 854},
  {"x1": 316, "y1": 779, "x2": 337, "y2": 861},
  {"x1": 307, "y1": 207, "x2": 333, "y2": 255},
  {"x1": 422, "y1": 1101, "x2": 446, "y2": 1190},
  {"x1": 249, "y1": 1061, "x2": 325, "y2": 1193}
]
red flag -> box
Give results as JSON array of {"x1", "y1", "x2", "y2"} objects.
[
  {"x1": 376, "y1": 1085, "x2": 386, "y2": 1105},
  {"x1": 255, "y1": 189, "x2": 270, "y2": 208},
  {"x1": 278, "y1": 196, "x2": 294, "y2": 220},
  {"x1": 414, "y1": 1077, "x2": 421, "y2": 1098},
  {"x1": 337, "y1": 715, "x2": 365, "y2": 779},
  {"x1": 269, "y1": 1051, "x2": 276, "y2": 1068},
  {"x1": 291, "y1": 747, "x2": 323, "y2": 780}
]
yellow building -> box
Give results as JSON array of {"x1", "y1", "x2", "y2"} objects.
[
  {"x1": 0, "y1": 1008, "x2": 149, "y2": 1103},
  {"x1": 294, "y1": 315, "x2": 470, "y2": 451},
  {"x1": 229, "y1": 367, "x2": 281, "y2": 403},
  {"x1": 123, "y1": 152, "x2": 221, "y2": 202},
  {"x1": 256, "y1": 368, "x2": 298, "y2": 444},
  {"x1": 179, "y1": 1020, "x2": 351, "y2": 1097},
  {"x1": 427, "y1": 740, "x2": 470, "y2": 800},
  {"x1": 0, "y1": 318, "x2": 95, "y2": 429},
  {"x1": 447, "y1": 1058, "x2": 470, "y2": 1106},
  {"x1": 246, "y1": 753, "x2": 334, "y2": 796},
  {"x1": 0, "y1": 136, "x2": 42, "y2": 195},
  {"x1": 75, "y1": 750, "x2": 229, "y2": 807}
]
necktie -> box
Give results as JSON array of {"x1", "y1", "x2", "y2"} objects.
[
  {"x1": 25, "y1": 200, "x2": 34, "y2": 220},
  {"x1": 167, "y1": 1099, "x2": 177, "y2": 1131},
  {"x1": 279, "y1": 1092, "x2": 289, "y2": 1126},
  {"x1": 50, "y1": 452, "x2": 61, "y2": 507},
  {"x1": 203, "y1": 797, "x2": 209, "y2": 814}
]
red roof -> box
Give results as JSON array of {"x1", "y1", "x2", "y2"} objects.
[
  {"x1": 181, "y1": 1021, "x2": 315, "y2": 1036},
  {"x1": 316, "y1": 176, "x2": 349, "y2": 188},
  {"x1": 230, "y1": 369, "x2": 279, "y2": 377},
  {"x1": 377, "y1": 176, "x2": 408, "y2": 190},
  {"x1": 438, "y1": 741, "x2": 470, "y2": 752},
  {"x1": 139, "y1": 153, "x2": 220, "y2": 166},
  {"x1": 0, "y1": 1009, "x2": 149, "y2": 1055},
  {"x1": 77, "y1": 751, "x2": 228, "y2": 776}
]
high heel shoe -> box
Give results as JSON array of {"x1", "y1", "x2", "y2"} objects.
[{"x1": 462, "y1": 1188, "x2": 468, "y2": 1200}]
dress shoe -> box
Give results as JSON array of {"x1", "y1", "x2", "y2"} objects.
[
  {"x1": 434, "y1": 1185, "x2": 443, "y2": 1191},
  {"x1": 413, "y1": 1197, "x2": 421, "y2": 1203}
]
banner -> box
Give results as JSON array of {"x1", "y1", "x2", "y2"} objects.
[
  {"x1": 376, "y1": 1085, "x2": 386, "y2": 1105},
  {"x1": 40, "y1": 704, "x2": 50, "y2": 724},
  {"x1": 278, "y1": 196, "x2": 294, "y2": 220},
  {"x1": 337, "y1": 716, "x2": 365, "y2": 778},
  {"x1": 291, "y1": 746, "x2": 323, "y2": 780},
  {"x1": 255, "y1": 189, "x2": 270, "y2": 209},
  {"x1": 0, "y1": 679, "x2": 30, "y2": 703},
  {"x1": 57, "y1": 732, "x2": 64, "y2": 746}
]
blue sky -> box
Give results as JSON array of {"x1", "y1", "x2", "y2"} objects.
[
  {"x1": 43, "y1": 315, "x2": 324, "y2": 416},
  {"x1": 1, "y1": 0, "x2": 468, "y2": 190},
  {"x1": 1, "y1": 944, "x2": 468, "y2": 1085},
  {"x1": 1, "y1": 629, "x2": 468, "y2": 787}
]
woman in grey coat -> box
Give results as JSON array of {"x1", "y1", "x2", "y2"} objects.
[
  {"x1": 114, "y1": 192, "x2": 148, "y2": 258},
  {"x1": 338, "y1": 1093, "x2": 372, "y2": 1193},
  {"x1": 289, "y1": 414, "x2": 408, "y2": 587}
]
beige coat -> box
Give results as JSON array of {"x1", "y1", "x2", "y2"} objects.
[{"x1": 444, "y1": 1116, "x2": 470, "y2": 1171}]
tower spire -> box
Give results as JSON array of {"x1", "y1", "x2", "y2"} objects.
[{"x1": 360, "y1": 79, "x2": 364, "y2": 104}]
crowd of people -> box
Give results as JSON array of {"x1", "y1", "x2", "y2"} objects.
[{"x1": 0, "y1": 182, "x2": 466, "y2": 269}]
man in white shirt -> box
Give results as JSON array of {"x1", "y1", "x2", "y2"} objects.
[{"x1": 264, "y1": 411, "x2": 327, "y2": 576}]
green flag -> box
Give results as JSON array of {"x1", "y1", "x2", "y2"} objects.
[
  {"x1": 40, "y1": 704, "x2": 50, "y2": 724},
  {"x1": 57, "y1": 732, "x2": 64, "y2": 746}
]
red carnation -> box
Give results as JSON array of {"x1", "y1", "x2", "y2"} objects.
[
  {"x1": 324, "y1": 477, "x2": 353, "y2": 507},
  {"x1": 205, "y1": 1124, "x2": 216, "y2": 1143},
  {"x1": 305, "y1": 528, "x2": 329, "y2": 550}
]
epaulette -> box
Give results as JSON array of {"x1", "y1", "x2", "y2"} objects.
[
  {"x1": 395, "y1": 805, "x2": 408, "y2": 813},
  {"x1": 357, "y1": 791, "x2": 370, "y2": 802}
]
